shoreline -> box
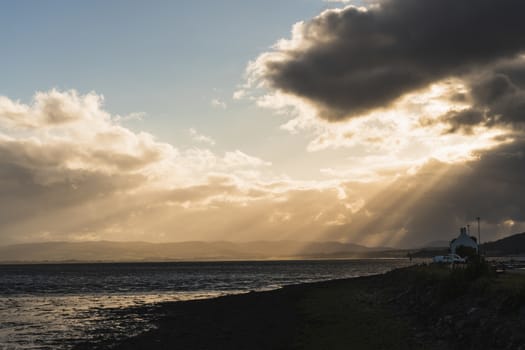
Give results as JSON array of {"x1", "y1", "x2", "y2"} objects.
[
  {"x1": 2, "y1": 259, "x2": 414, "y2": 350},
  {"x1": 73, "y1": 263, "x2": 525, "y2": 350},
  {"x1": 0, "y1": 256, "x2": 414, "y2": 266}
]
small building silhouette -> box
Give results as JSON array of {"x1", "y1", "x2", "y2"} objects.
[{"x1": 450, "y1": 227, "x2": 478, "y2": 255}]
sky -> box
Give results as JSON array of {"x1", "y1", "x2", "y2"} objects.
[{"x1": 1, "y1": 0, "x2": 525, "y2": 248}]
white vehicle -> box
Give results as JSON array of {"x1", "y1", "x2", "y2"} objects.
[{"x1": 432, "y1": 254, "x2": 466, "y2": 264}]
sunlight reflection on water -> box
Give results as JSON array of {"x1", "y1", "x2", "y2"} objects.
[
  {"x1": 0, "y1": 291, "x2": 241, "y2": 350},
  {"x1": 0, "y1": 259, "x2": 414, "y2": 349}
]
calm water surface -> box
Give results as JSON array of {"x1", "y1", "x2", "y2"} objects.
[{"x1": 0, "y1": 259, "x2": 414, "y2": 349}]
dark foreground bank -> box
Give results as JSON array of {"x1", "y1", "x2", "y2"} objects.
[{"x1": 74, "y1": 263, "x2": 525, "y2": 350}]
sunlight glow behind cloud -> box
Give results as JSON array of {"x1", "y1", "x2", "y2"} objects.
[{"x1": 3, "y1": 0, "x2": 525, "y2": 250}]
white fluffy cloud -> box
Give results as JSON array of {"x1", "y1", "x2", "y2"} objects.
[
  {"x1": 0, "y1": 89, "x2": 363, "y2": 245},
  {"x1": 2, "y1": 89, "x2": 524, "y2": 249},
  {"x1": 189, "y1": 128, "x2": 216, "y2": 146},
  {"x1": 0, "y1": 90, "x2": 274, "y2": 187},
  {"x1": 211, "y1": 98, "x2": 227, "y2": 109}
]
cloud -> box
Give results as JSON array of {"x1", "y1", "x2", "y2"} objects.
[
  {"x1": 323, "y1": 0, "x2": 379, "y2": 7},
  {"x1": 0, "y1": 88, "x2": 360, "y2": 246},
  {"x1": 246, "y1": 0, "x2": 525, "y2": 121},
  {"x1": 467, "y1": 64, "x2": 525, "y2": 127},
  {"x1": 223, "y1": 150, "x2": 272, "y2": 168},
  {"x1": 211, "y1": 98, "x2": 227, "y2": 109},
  {"x1": 228, "y1": 0, "x2": 525, "y2": 248},
  {"x1": 0, "y1": 90, "x2": 111, "y2": 129},
  {"x1": 189, "y1": 128, "x2": 216, "y2": 146},
  {"x1": 307, "y1": 138, "x2": 525, "y2": 248},
  {"x1": 1, "y1": 88, "x2": 525, "y2": 249},
  {"x1": 407, "y1": 57, "x2": 525, "y2": 134},
  {"x1": 0, "y1": 89, "x2": 284, "y2": 245},
  {"x1": 379, "y1": 139, "x2": 525, "y2": 247},
  {"x1": 114, "y1": 112, "x2": 146, "y2": 122}
]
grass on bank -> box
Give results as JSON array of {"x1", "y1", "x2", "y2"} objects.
[
  {"x1": 294, "y1": 283, "x2": 419, "y2": 350},
  {"x1": 291, "y1": 259, "x2": 525, "y2": 350}
]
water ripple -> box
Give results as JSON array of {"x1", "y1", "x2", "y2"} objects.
[{"x1": 0, "y1": 259, "x2": 414, "y2": 349}]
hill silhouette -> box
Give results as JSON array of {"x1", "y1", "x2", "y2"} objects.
[
  {"x1": 0, "y1": 240, "x2": 393, "y2": 263},
  {"x1": 481, "y1": 232, "x2": 525, "y2": 256}
]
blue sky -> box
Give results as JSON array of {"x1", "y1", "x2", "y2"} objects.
[{"x1": 1, "y1": 0, "x2": 345, "y2": 178}]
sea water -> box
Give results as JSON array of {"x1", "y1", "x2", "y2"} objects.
[{"x1": 0, "y1": 259, "x2": 414, "y2": 349}]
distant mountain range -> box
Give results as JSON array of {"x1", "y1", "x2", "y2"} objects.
[
  {"x1": 2, "y1": 232, "x2": 524, "y2": 263},
  {"x1": 0, "y1": 240, "x2": 394, "y2": 263}
]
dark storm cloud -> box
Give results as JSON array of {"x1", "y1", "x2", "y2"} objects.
[
  {"x1": 495, "y1": 59, "x2": 525, "y2": 90},
  {"x1": 321, "y1": 139, "x2": 525, "y2": 247},
  {"x1": 440, "y1": 61, "x2": 525, "y2": 132},
  {"x1": 400, "y1": 140, "x2": 525, "y2": 245},
  {"x1": 443, "y1": 109, "x2": 485, "y2": 134},
  {"x1": 471, "y1": 72, "x2": 525, "y2": 126},
  {"x1": 259, "y1": 0, "x2": 525, "y2": 120}
]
